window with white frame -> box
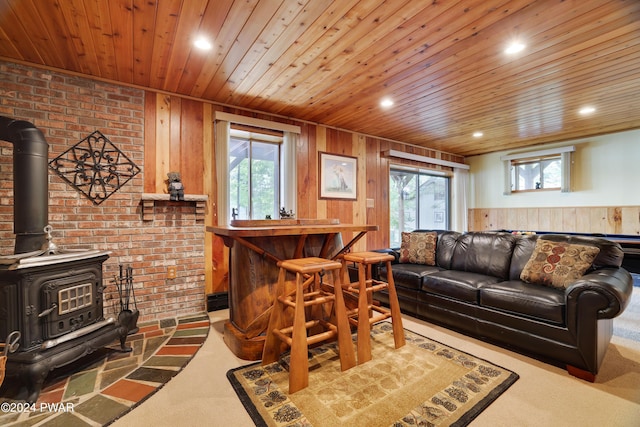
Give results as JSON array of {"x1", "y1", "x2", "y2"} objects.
[
  {"x1": 510, "y1": 155, "x2": 561, "y2": 191},
  {"x1": 229, "y1": 127, "x2": 282, "y2": 221},
  {"x1": 214, "y1": 112, "x2": 300, "y2": 225},
  {"x1": 501, "y1": 145, "x2": 574, "y2": 195}
]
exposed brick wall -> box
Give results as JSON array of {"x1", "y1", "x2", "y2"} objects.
[{"x1": 0, "y1": 61, "x2": 205, "y2": 322}]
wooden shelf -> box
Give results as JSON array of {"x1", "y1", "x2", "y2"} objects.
[{"x1": 141, "y1": 193, "x2": 208, "y2": 221}]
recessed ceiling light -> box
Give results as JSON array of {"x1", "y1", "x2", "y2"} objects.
[
  {"x1": 578, "y1": 106, "x2": 596, "y2": 115},
  {"x1": 505, "y1": 41, "x2": 525, "y2": 55},
  {"x1": 380, "y1": 98, "x2": 394, "y2": 108},
  {"x1": 472, "y1": 131, "x2": 484, "y2": 138},
  {"x1": 194, "y1": 36, "x2": 212, "y2": 51}
]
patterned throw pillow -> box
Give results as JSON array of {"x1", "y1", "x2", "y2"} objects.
[
  {"x1": 399, "y1": 231, "x2": 437, "y2": 265},
  {"x1": 520, "y1": 239, "x2": 600, "y2": 289}
]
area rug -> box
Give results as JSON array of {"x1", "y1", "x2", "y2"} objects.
[{"x1": 227, "y1": 322, "x2": 518, "y2": 427}]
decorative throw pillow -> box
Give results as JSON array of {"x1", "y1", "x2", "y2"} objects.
[
  {"x1": 520, "y1": 239, "x2": 600, "y2": 289},
  {"x1": 399, "y1": 231, "x2": 437, "y2": 265}
]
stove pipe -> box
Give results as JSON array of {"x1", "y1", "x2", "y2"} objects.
[{"x1": 0, "y1": 116, "x2": 49, "y2": 254}]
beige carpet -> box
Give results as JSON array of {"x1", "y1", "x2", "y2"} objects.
[
  {"x1": 112, "y1": 308, "x2": 640, "y2": 427},
  {"x1": 227, "y1": 322, "x2": 517, "y2": 426}
]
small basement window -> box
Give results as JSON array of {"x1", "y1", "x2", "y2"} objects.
[
  {"x1": 510, "y1": 155, "x2": 561, "y2": 192},
  {"x1": 501, "y1": 145, "x2": 574, "y2": 194}
]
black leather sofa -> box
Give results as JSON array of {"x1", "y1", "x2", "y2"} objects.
[{"x1": 372, "y1": 230, "x2": 633, "y2": 381}]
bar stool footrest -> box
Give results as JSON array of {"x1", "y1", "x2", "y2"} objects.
[{"x1": 272, "y1": 320, "x2": 339, "y2": 347}]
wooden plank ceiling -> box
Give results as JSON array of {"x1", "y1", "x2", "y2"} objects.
[{"x1": 1, "y1": 0, "x2": 639, "y2": 157}]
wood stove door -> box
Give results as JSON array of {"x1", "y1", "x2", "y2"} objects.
[{"x1": 41, "y1": 271, "x2": 102, "y2": 340}]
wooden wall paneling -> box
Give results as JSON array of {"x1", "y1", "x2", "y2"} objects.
[
  {"x1": 506, "y1": 208, "x2": 519, "y2": 230},
  {"x1": 169, "y1": 96, "x2": 182, "y2": 174},
  {"x1": 365, "y1": 137, "x2": 381, "y2": 249},
  {"x1": 589, "y1": 207, "x2": 608, "y2": 233},
  {"x1": 561, "y1": 207, "x2": 577, "y2": 232},
  {"x1": 352, "y1": 134, "x2": 367, "y2": 252},
  {"x1": 468, "y1": 206, "x2": 640, "y2": 235},
  {"x1": 202, "y1": 103, "x2": 215, "y2": 294},
  {"x1": 469, "y1": 209, "x2": 484, "y2": 231},
  {"x1": 515, "y1": 208, "x2": 528, "y2": 231},
  {"x1": 323, "y1": 128, "x2": 340, "y2": 223},
  {"x1": 209, "y1": 105, "x2": 230, "y2": 294},
  {"x1": 483, "y1": 208, "x2": 494, "y2": 230},
  {"x1": 486, "y1": 210, "x2": 510, "y2": 230},
  {"x1": 536, "y1": 208, "x2": 552, "y2": 231},
  {"x1": 155, "y1": 95, "x2": 171, "y2": 193},
  {"x1": 608, "y1": 207, "x2": 623, "y2": 234},
  {"x1": 575, "y1": 207, "x2": 592, "y2": 233},
  {"x1": 180, "y1": 98, "x2": 204, "y2": 194},
  {"x1": 526, "y1": 208, "x2": 539, "y2": 231},
  {"x1": 296, "y1": 124, "x2": 318, "y2": 218},
  {"x1": 377, "y1": 137, "x2": 392, "y2": 249},
  {"x1": 205, "y1": 104, "x2": 228, "y2": 295},
  {"x1": 467, "y1": 209, "x2": 478, "y2": 230},
  {"x1": 295, "y1": 123, "x2": 309, "y2": 219},
  {"x1": 144, "y1": 91, "x2": 157, "y2": 192},
  {"x1": 621, "y1": 207, "x2": 640, "y2": 235},
  {"x1": 337, "y1": 130, "x2": 355, "y2": 232},
  {"x1": 313, "y1": 126, "x2": 326, "y2": 219}
]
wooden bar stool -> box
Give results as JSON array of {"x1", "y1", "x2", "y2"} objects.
[
  {"x1": 341, "y1": 251, "x2": 405, "y2": 364},
  {"x1": 262, "y1": 257, "x2": 356, "y2": 393}
]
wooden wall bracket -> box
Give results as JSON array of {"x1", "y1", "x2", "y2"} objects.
[{"x1": 140, "y1": 193, "x2": 208, "y2": 221}]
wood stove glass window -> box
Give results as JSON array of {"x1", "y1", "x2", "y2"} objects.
[{"x1": 58, "y1": 283, "x2": 93, "y2": 314}]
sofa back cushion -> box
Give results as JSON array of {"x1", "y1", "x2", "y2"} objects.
[
  {"x1": 509, "y1": 234, "x2": 539, "y2": 280},
  {"x1": 434, "y1": 231, "x2": 462, "y2": 269},
  {"x1": 535, "y1": 234, "x2": 625, "y2": 268},
  {"x1": 449, "y1": 232, "x2": 517, "y2": 280},
  {"x1": 509, "y1": 234, "x2": 625, "y2": 281}
]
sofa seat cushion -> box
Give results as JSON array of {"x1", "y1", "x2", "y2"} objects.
[
  {"x1": 382, "y1": 264, "x2": 442, "y2": 291},
  {"x1": 422, "y1": 270, "x2": 503, "y2": 303},
  {"x1": 479, "y1": 280, "x2": 565, "y2": 325}
]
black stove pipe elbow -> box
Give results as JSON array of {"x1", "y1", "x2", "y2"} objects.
[{"x1": 0, "y1": 116, "x2": 49, "y2": 254}]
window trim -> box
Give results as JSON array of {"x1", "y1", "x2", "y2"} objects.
[
  {"x1": 229, "y1": 132, "x2": 282, "y2": 220},
  {"x1": 388, "y1": 165, "x2": 451, "y2": 246},
  {"x1": 215, "y1": 113, "x2": 299, "y2": 225},
  {"x1": 501, "y1": 145, "x2": 574, "y2": 195},
  {"x1": 510, "y1": 155, "x2": 562, "y2": 192}
]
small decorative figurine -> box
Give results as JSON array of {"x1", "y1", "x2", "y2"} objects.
[
  {"x1": 279, "y1": 207, "x2": 295, "y2": 219},
  {"x1": 167, "y1": 171, "x2": 185, "y2": 201}
]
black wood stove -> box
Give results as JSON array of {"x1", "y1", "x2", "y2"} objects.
[{"x1": 0, "y1": 116, "x2": 138, "y2": 403}]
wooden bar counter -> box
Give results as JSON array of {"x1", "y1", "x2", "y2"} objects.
[{"x1": 207, "y1": 219, "x2": 378, "y2": 360}]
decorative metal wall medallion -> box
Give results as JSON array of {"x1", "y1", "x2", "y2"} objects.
[{"x1": 49, "y1": 131, "x2": 141, "y2": 205}]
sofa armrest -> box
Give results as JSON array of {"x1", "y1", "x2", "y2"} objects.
[{"x1": 566, "y1": 268, "x2": 633, "y2": 319}]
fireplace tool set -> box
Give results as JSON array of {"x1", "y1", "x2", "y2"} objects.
[{"x1": 114, "y1": 264, "x2": 140, "y2": 349}]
